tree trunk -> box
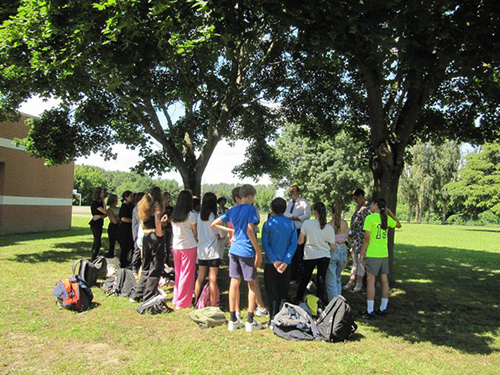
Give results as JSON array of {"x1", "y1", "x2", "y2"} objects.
[
  {"x1": 370, "y1": 140, "x2": 405, "y2": 286},
  {"x1": 178, "y1": 165, "x2": 203, "y2": 197},
  {"x1": 407, "y1": 203, "x2": 412, "y2": 223}
]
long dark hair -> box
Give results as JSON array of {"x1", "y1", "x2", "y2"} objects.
[
  {"x1": 330, "y1": 201, "x2": 343, "y2": 233},
  {"x1": 375, "y1": 198, "x2": 388, "y2": 230},
  {"x1": 200, "y1": 192, "x2": 217, "y2": 221},
  {"x1": 171, "y1": 190, "x2": 193, "y2": 223},
  {"x1": 137, "y1": 187, "x2": 164, "y2": 222},
  {"x1": 313, "y1": 202, "x2": 327, "y2": 229},
  {"x1": 122, "y1": 190, "x2": 133, "y2": 203},
  {"x1": 92, "y1": 188, "x2": 103, "y2": 202}
]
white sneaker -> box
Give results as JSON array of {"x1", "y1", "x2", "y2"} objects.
[
  {"x1": 245, "y1": 320, "x2": 263, "y2": 332},
  {"x1": 236, "y1": 311, "x2": 241, "y2": 320},
  {"x1": 255, "y1": 307, "x2": 269, "y2": 317},
  {"x1": 228, "y1": 319, "x2": 244, "y2": 332}
]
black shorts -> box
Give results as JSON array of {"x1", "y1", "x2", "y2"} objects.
[{"x1": 198, "y1": 259, "x2": 221, "y2": 268}]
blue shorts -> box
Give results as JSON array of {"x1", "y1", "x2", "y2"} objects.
[{"x1": 229, "y1": 254, "x2": 257, "y2": 281}]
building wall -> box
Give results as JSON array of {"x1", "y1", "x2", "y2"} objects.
[{"x1": 0, "y1": 113, "x2": 74, "y2": 235}]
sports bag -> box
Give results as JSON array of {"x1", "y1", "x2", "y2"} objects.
[
  {"x1": 316, "y1": 295, "x2": 358, "y2": 342},
  {"x1": 195, "y1": 282, "x2": 220, "y2": 309},
  {"x1": 272, "y1": 302, "x2": 323, "y2": 341},
  {"x1": 52, "y1": 275, "x2": 93, "y2": 312},
  {"x1": 189, "y1": 306, "x2": 226, "y2": 328},
  {"x1": 72, "y1": 259, "x2": 99, "y2": 287},
  {"x1": 136, "y1": 294, "x2": 173, "y2": 315},
  {"x1": 112, "y1": 268, "x2": 137, "y2": 297}
]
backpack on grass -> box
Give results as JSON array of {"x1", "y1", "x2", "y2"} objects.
[
  {"x1": 189, "y1": 307, "x2": 226, "y2": 328},
  {"x1": 136, "y1": 294, "x2": 173, "y2": 315},
  {"x1": 315, "y1": 295, "x2": 357, "y2": 342},
  {"x1": 272, "y1": 302, "x2": 323, "y2": 341},
  {"x1": 112, "y1": 268, "x2": 137, "y2": 297},
  {"x1": 195, "y1": 282, "x2": 220, "y2": 309},
  {"x1": 52, "y1": 275, "x2": 93, "y2": 312}
]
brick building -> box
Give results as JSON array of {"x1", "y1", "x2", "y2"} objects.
[{"x1": 0, "y1": 112, "x2": 74, "y2": 235}]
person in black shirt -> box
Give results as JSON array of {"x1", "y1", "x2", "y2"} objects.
[
  {"x1": 119, "y1": 190, "x2": 134, "y2": 268},
  {"x1": 90, "y1": 188, "x2": 107, "y2": 261},
  {"x1": 163, "y1": 191, "x2": 174, "y2": 267}
]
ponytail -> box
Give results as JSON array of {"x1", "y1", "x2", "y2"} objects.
[
  {"x1": 375, "y1": 198, "x2": 388, "y2": 230},
  {"x1": 313, "y1": 202, "x2": 327, "y2": 229},
  {"x1": 330, "y1": 201, "x2": 343, "y2": 233}
]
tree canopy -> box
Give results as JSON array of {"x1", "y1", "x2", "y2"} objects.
[{"x1": 0, "y1": 0, "x2": 291, "y2": 195}]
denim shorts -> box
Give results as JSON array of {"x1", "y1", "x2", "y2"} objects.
[{"x1": 229, "y1": 254, "x2": 257, "y2": 281}]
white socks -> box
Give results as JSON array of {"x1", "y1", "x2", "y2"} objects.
[
  {"x1": 380, "y1": 298, "x2": 389, "y2": 311},
  {"x1": 367, "y1": 300, "x2": 375, "y2": 314}
]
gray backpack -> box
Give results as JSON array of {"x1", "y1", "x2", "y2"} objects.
[
  {"x1": 315, "y1": 295, "x2": 358, "y2": 342},
  {"x1": 189, "y1": 307, "x2": 226, "y2": 329},
  {"x1": 272, "y1": 302, "x2": 323, "y2": 341},
  {"x1": 113, "y1": 268, "x2": 137, "y2": 297},
  {"x1": 72, "y1": 259, "x2": 98, "y2": 287}
]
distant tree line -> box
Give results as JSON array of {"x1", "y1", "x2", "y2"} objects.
[{"x1": 74, "y1": 165, "x2": 276, "y2": 214}]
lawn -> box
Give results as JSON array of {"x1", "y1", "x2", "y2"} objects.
[{"x1": 0, "y1": 218, "x2": 499, "y2": 374}]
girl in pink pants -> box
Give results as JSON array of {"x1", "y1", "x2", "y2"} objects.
[{"x1": 170, "y1": 190, "x2": 198, "y2": 309}]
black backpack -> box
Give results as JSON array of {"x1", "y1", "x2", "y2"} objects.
[
  {"x1": 72, "y1": 259, "x2": 99, "y2": 287},
  {"x1": 113, "y1": 268, "x2": 137, "y2": 297},
  {"x1": 272, "y1": 302, "x2": 323, "y2": 341},
  {"x1": 315, "y1": 295, "x2": 358, "y2": 342},
  {"x1": 92, "y1": 256, "x2": 108, "y2": 280}
]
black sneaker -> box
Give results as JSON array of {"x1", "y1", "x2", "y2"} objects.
[
  {"x1": 376, "y1": 309, "x2": 387, "y2": 316},
  {"x1": 361, "y1": 311, "x2": 377, "y2": 320}
]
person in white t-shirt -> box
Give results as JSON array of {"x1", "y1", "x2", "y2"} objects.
[
  {"x1": 171, "y1": 190, "x2": 198, "y2": 309},
  {"x1": 295, "y1": 202, "x2": 336, "y2": 304},
  {"x1": 194, "y1": 192, "x2": 226, "y2": 306}
]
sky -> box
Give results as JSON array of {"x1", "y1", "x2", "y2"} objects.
[{"x1": 19, "y1": 97, "x2": 272, "y2": 186}]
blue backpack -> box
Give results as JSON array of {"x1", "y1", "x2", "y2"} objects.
[{"x1": 52, "y1": 275, "x2": 93, "y2": 312}]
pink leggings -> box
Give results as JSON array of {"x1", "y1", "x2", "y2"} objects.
[{"x1": 172, "y1": 247, "x2": 197, "y2": 308}]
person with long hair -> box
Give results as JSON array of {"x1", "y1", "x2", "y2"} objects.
[
  {"x1": 106, "y1": 194, "x2": 119, "y2": 258},
  {"x1": 194, "y1": 192, "x2": 226, "y2": 306},
  {"x1": 119, "y1": 190, "x2": 134, "y2": 268},
  {"x1": 89, "y1": 188, "x2": 107, "y2": 261},
  {"x1": 171, "y1": 190, "x2": 198, "y2": 309},
  {"x1": 360, "y1": 198, "x2": 402, "y2": 318},
  {"x1": 295, "y1": 202, "x2": 336, "y2": 304},
  {"x1": 130, "y1": 187, "x2": 168, "y2": 302},
  {"x1": 131, "y1": 192, "x2": 146, "y2": 272},
  {"x1": 325, "y1": 201, "x2": 349, "y2": 301}
]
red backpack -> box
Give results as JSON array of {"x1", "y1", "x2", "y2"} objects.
[{"x1": 53, "y1": 275, "x2": 93, "y2": 312}]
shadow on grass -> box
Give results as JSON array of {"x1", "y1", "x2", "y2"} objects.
[
  {"x1": 343, "y1": 244, "x2": 500, "y2": 355},
  {"x1": 12, "y1": 241, "x2": 92, "y2": 263},
  {"x1": 0, "y1": 226, "x2": 90, "y2": 247}
]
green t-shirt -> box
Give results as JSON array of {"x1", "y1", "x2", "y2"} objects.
[{"x1": 363, "y1": 213, "x2": 397, "y2": 258}]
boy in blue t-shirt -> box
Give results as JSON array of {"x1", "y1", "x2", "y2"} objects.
[
  {"x1": 262, "y1": 197, "x2": 298, "y2": 320},
  {"x1": 211, "y1": 184, "x2": 263, "y2": 332}
]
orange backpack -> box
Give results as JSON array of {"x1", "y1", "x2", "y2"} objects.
[{"x1": 53, "y1": 275, "x2": 93, "y2": 312}]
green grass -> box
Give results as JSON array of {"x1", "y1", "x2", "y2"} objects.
[{"x1": 1, "y1": 218, "x2": 499, "y2": 374}]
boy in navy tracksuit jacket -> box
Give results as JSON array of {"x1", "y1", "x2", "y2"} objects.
[{"x1": 262, "y1": 197, "x2": 298, "y2": 319}]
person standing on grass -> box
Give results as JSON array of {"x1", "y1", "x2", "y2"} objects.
[
  {"x1": 296, "y1": 202, "x2": 336, "y2": 304},
  {"x1": 325, "y1": 201, "x2": 349, "y2": 301},
  {"x1": 131, "y1": 192, "x2": 145, "y2": 273},
  {"x1": 171, "y1": 190, "x2": 198, "y2": 310},
  {"x1": 360, "y1": 198, "x2": 401, "y2": 319},
  {"x1": 194, "y1": 192, "x2": 226, "y2": 306},
  {"x1": 105, "y1": 194, "x2": 120, "y2": 258},
  {"x1": 130, "y1": 187, "x2": 168, "y2": 302},
  {"x1": 119, "y1": 190, "x2": 135, "y2": 268},
  {"x1": 284, "y1": 185, "x2": 311, "y2": 282},
  {"x1": 262, "y1": 197, "x2": 298, "y2": 320},
  {"x1": 211, "y1": 184, "x2": 264, "y2": 332},
  {"x1": 344, "y1": 188, "x2": 371, "y2": 292},
  {"x1": 90, "y1": 188, "x2": 107, "y2": 261}
]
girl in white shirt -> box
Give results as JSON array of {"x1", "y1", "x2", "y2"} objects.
[
  {"x1": 194, "y1": 192, "x2": 226, "y2": 306},
  {"x1": 171, "y1": 190, "x2": 198, "y2": 309},
  {"x1": 296, "y1": 202, "x2": 336, "y2": 304}
]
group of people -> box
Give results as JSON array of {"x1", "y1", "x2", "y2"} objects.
[{"x1": 89, "y1": 183, "x2": 401, "y2": 330}]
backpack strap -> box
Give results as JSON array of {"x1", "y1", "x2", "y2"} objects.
[{"x1": 72, "y1": 259, "x2": 82, "y2": 276}]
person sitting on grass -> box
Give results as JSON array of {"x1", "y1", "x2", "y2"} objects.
[
  {"x1": 360, "y1": 198, "x2": 402, "y2": 319},
  {"x1": 262, "y1": 197, "x2": 298, "y2": 321},
  {"x1": 211, "y1": 184, "x2": 264, "y2": 332}
]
